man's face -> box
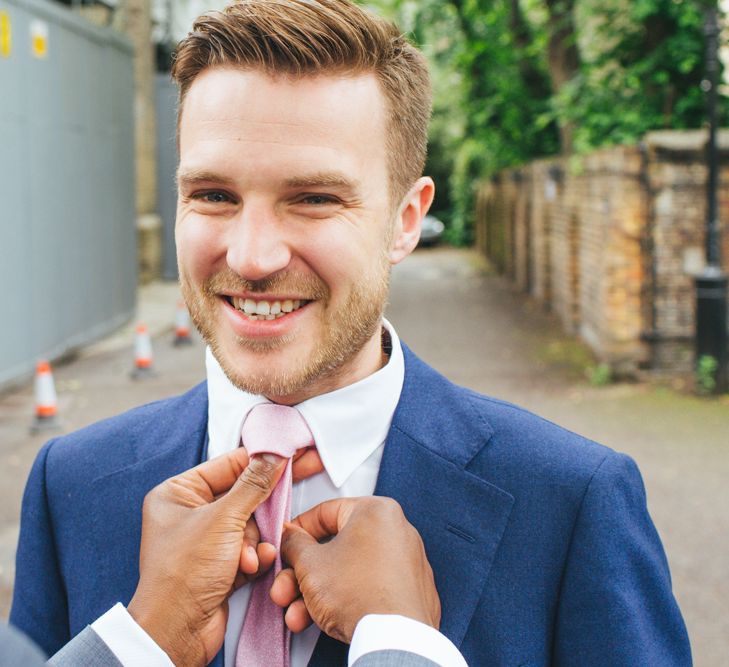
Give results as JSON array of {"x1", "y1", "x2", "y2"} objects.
[{"x1": 176, "y1": 68, "x2": 429, "y2": 404}]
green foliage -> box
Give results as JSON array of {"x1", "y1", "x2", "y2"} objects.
[
  {"x1": 561, "y1": 0, "x2": 719, "y2": 152},
  {"x1": 587, "y1": 363, "x2": 613, "y2": 387},
  {"x1": 696, "y1": 354, "x2": 719, "y2": 394},
  {"x1": 445, "y1": 1, "x2": 558, "y2": 243},
  {"x1": 537, "y1": 337, "x2": 599, "y2": 380},
  {"x1": 362, "y1": 0, "x2": 727, "y2": 243},
  {"x1": 448, "y1": 138, "x2": 490, "y2": 244}
]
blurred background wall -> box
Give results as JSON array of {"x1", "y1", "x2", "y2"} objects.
[
  {"x1": 0, "y1": 0, "x2": 135, "y2": 389},
  {"x1": 0, "y1": 0, "x2": 233, "y2": 390},
  {"x1": 475, "y1": 131, "x2": 729, "y2": 380}
]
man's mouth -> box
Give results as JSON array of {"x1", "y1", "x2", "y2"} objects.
[{"x1": 224, "y1": 296, "x2": 311, "y2": 321}]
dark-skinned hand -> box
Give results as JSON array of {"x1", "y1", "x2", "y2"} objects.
[
  {"x1": 127, "y1": 449, "x2": 287, "y2": 666},
  {"x1": 271, "y1": 496, "x2": 441, "y2": 644}
]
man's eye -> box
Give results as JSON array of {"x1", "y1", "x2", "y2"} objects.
[
  {"x1": 300, "y1": 194, "x2": 338, "y2": 205},
  {"x1": 192, "y1": 191, "x2": 233, "y2": 203}
]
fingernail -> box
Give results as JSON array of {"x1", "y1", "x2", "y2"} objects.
[
  {"x1": 247, "y1": 546, "x2": 257, "y2": 560},
  {"x1": 260, "y1": 453, "x2": 283, "y2": 464}
]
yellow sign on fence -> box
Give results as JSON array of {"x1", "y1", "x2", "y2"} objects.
[
  {"x1": 30, "y1": 19, "x2": 47, "y2": 59},
  {"x1": 0, "y1": 11, "x2": 11, "y2": 58}
]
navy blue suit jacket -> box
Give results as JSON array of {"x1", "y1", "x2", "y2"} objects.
[{"x1": 11, "y1": 345, "x2": 691, "y2": 666}]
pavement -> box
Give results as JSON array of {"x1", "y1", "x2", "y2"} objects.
[{"x1": 1, "y1": 247, "x2": 727, "y2": 665}]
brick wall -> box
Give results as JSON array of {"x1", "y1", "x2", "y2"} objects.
[{"x1": 475, "y1": 130, "x2": 729, "y2": 377}]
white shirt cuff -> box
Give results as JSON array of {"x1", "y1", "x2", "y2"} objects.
[
  {"x1": 90, "y1": 603, "x2": 174, "y2": 667},
  {"x1": 348, "y1": 614, "x2": 468, "y2": 667}
]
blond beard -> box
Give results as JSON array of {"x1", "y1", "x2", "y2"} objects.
[{"x1": 180, "y1": 255, "x2": 391, "y2": 400}]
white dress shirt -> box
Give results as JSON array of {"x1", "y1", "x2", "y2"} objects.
[{"x1": 92, "y1": 319, "x2": 467, "y2": 666}]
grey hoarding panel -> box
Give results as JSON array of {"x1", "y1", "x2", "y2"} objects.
[
  {"x1": 0, "y1": 0, "x2": 135, "y2": 388},
  {"x1": 156, "y1": 72, "x2": 179, "y2": 280}
]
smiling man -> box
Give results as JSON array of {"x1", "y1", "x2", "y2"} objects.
[{"x1": 11, "y1": 1, "x2": 691, "y2": 666}]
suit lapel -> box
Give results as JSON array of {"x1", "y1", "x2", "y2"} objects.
[
  {"x1": 374, "y1": 424, "x2": 513, "y2": 647},
  {"x1": 374, "y1": 347, "x2": 514, "y2": 647},
  {"x1": 88, "y1": 384, "x2": 210, "y2": 616}
]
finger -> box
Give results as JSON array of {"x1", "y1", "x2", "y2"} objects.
[
  {"x1": 165, "y1": 448, "x2": 252, "y2": 502},
  {"x1": 240, "y1": 545, "x2": 259, "y2": 575},
  {"x1": 280, "y1": 522, "x2": 319, "y2": 569},
  {"x1": 240, "y1": 544, "x2": 275, "y2": 584},
  {"x1": 285, "y1": 598, "x2": 313, "y2": 634},
  {"x1": 223, "y1": 454, "x2": 287, "y2": 521},
  {"x1": 240, "y1": 519, "x2": 262, "y2": 574},
  {"x1": 257, "y1": 542, "x2": 276, "y2": 574},
  {"x1": 292, "y1": 448, "x2": 324, "y2": 482},
  {"x1": 270, "y1": 567, "x2": 300, "y2": 607},
  {"x1": 289, "y1": 498, "x2": 359, "y2": 541}
]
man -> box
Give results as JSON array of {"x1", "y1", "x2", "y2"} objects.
[
  {"x1": 12, "y1": 0, "x2": 690, "y2": 665},
  {"x1": 2, "y1": 450, "x2": 462, "y2": 666}
]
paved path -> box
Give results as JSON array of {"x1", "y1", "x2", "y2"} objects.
[{"x1": 1, "y1": 247, "x2": 727, "y2": 665}]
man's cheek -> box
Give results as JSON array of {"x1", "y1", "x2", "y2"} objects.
[{"x1": 181, "y1": 232, "x2": 223, "y2": 276}]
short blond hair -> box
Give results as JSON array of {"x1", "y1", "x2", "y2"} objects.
[{"x1": 172, "y1": 0, "x2": 431, "y2": 204}]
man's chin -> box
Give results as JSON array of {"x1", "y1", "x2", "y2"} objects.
[
  {"x1": 231, "y1": 333, "x2": 295, "y2": 353},
  {"x1": 212, "y1": 342, "x2": 316, "y2": 399},
  {"x1": 220, "y1": 367, "x2": 315, "y2": 403}
]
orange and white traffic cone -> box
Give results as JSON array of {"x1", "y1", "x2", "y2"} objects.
[
  {"x1": 130, "y1": 323, "x2": 156, "y2": 379},
  {"x1": 173, "y1": 301, "x2": 193, "y2": 347},
  {"x1": 30, "y1": 360, "x2": 62, "y2": 433}
]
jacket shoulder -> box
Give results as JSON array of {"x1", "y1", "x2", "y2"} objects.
[
  {"x1": 467, "y1": 389, "x2": 614, "y2": 473},
  {"x1": 41, "y1": 382, "x2": 208, "y2": 481},
  {"x1": 400, "y1": 346, "x2": 620, "y2": 486}
]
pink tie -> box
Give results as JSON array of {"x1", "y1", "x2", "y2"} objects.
[{"x1": 236, "y1": 404, "x2": 315, "y2": 667}]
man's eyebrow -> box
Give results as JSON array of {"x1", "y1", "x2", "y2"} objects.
[
  {"x1": 176, "y1": 168, "x2": 236, "y2": 188},
  {"x1": 176, "y1": 169, "x2": 361, "y2": 192},
  {"x1": 284, "y1": 172, "x2": 361, "y2": 191}
]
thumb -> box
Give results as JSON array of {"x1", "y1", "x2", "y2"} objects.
[
  {"x1": 281, "y1": 522, "x2": 319, "y2": 569},
  {"x1": 222, "y1": 454, "x2": 287, "y2": 521}
]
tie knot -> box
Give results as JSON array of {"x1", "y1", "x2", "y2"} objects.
[{"x1": 242, "y1": 403, "x2": 314, "y2": 459}]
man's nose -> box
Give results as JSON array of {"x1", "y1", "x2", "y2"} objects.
[{"x1": 226, "y1": 204, "x2": 292, "y2": 282}]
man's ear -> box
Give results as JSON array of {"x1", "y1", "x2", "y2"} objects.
[{"x1": 389, "y1": 177, "x2": 435, "y2": 265}]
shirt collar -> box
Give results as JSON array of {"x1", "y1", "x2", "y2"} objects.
[{"x1": 206, "y1": 319, "x2": 405, "y2": 488}]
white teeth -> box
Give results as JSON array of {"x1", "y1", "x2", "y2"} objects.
[{"x1": 231, "y1": 297, "x2": 306, "y2": 317}]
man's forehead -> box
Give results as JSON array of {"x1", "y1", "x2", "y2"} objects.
[
  {"x1": 178, "y1": 67, "x2": 389, "y2": 179},
  {"x1": 180, "y1": 66, "x2": 386, "y2": 129}
]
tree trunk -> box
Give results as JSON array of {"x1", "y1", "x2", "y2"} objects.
[
  {"x1": 509, "y1": 0, "x2": 552, "y2": 100},
  {"x1": 545, "y1": 0, "x2": 581, "y2": 153}
]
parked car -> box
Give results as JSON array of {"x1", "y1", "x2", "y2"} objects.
[{"x1": 418, "y1": 214, "x2": 445, "y2": 246}]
